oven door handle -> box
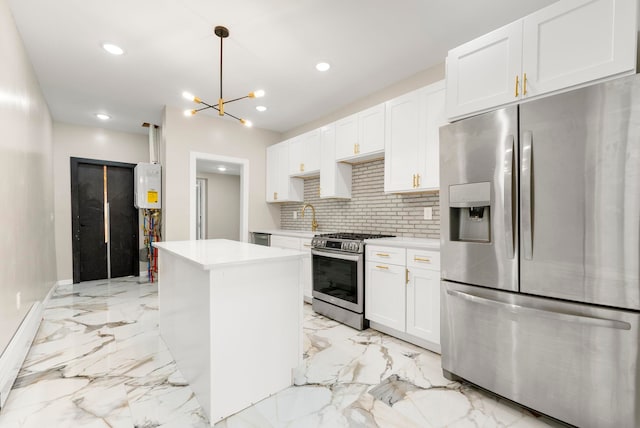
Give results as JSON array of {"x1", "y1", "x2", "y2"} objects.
[{"x1": 311, "y1": 248, "x2": 362, "y2": 262}]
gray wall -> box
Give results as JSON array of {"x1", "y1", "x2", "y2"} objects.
[
  {"x1": 197, "y1": 172, "x2": 241, "y2": 241},
  {"x1": 0, "y1": 0, "x2": 58, "y2": 353},
  {"x1": 161, "y1": 106, "x2": 282, "y2": 242},
  {"x1": 280, "y1": 159, "x2": 440, "y2": 238}
]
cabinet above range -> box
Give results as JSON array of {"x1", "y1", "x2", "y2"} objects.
[{"x1": 265, "y1": 80, "x2": 446, "y2": 203}]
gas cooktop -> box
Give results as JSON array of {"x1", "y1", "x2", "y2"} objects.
[{"x1": 311, "y1": 232, "x2": 395, "y2": 253}]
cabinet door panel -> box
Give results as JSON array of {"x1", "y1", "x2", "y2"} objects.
[
  {"x1": 359, "y1": 104, "x2": 385, "y2": 154},
  {"x1": 384, "y1": 91, "x2": 421, "y2": 193},
  {"x1": 335, "y1": 115, "x2": 359, "y2": 160},
  {"x1": 365, "y1": 262, "x2": 406, "y2": 331},
  {"x1": 266, "y1": 145, "x2": 279, "y2": 202},
  {"x1": 421, "y1": 84, "x2": 446, "y2": 190},
  {"x1": 446, "y1": 20, "x2": 523, "y2": 120},
  {"x1": 407, "y1": 268, "x2": 440, "y2": 344},
  {"x1": 320, "y1": 124, "x2": 352, "y2": 199},
  {"x1": 522, "y1": 0, "x2": 637, "y2": 97}
]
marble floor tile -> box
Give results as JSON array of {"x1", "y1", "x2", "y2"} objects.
[{"x1": 0, "y1": 277, "x2": 563, "y2": 427}]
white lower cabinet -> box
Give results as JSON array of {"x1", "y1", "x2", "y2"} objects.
[
  {"x1": 366, "y1": 244, "x2": 441, "y2": 352},
  {"x1": 271, "y1": 234, "x2": 313, "y2": 303},
  {"x1": 365, "y1": 261, "x2": 406, "y2": 332},
  {"x1": 300, "y1": 238, "x2": 313, "y2": 303}
]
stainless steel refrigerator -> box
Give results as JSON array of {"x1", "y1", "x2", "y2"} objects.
[{"x1": 440, "y1": 74, "x2": 640, "y2": 428}]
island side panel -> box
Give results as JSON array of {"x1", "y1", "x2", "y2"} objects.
[
  {"x1": 157, "y1": 251, "x2": 213, "y2": 420},
  {"x1": 209, "y1": 257, "x2": 303, "y2": 423}
]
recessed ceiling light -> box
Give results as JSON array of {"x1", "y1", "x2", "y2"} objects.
[
  {"x1": 256, "y1": 105, "x2": 267, "y2": 112},
  {"x1": 95, "y1": 113, "x2": 111, "y2": 120},
  {"x1": 217, "y1": 166, "x2": 227, "y2": 172},
  {"x1": 102, "y1": 43, "x2": 124, "y2": 56},
  {"x1": 316, "y1": 62, "x2": 331, "y2": 72}
]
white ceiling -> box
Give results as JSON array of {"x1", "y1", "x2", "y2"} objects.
[
  {"x1": 8, "y1": 0, "x2": 557, "y2": 135},
  {"x1": 196, "y1": 159, "x2": 241, "y2": 176}
]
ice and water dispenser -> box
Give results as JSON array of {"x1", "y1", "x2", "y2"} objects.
[{"x1": 449, "y1": 182, "x2": 491, "y2": 243}]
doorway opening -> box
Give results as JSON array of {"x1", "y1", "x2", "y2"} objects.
[
  {"x1": 189, "y1": 152, "x2": 249, "y2": 242},
  {"x1": 70, "y1": 157, "x2": 139, "y2": 283}
]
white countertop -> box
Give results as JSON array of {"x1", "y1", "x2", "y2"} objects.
[
  {"x1": 364, "y1": 236, "x2": 441, "y2": 251},
  {"x1": 153, "y1": 239, "x2": 304, "y2": 270}
]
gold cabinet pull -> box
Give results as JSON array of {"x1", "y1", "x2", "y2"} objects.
[
  {"x1": 412, "y1": 174, "x2": 416, "y2": 188},
  {"x1": 376, "y1": 265, "x2": 389, "y2": 270},
  {"x1": 353, "y1": 143, "x2": 357, "y2": 154},
  {"x1": 376, "y1": 253, "x2": 390, "y2": 257},
  {"x1": 406, "y1": 268, "x2": 410, "y2": 284},
  {"x1": 274, "y1": 192, "x2": 278, "y2": 200},
  {"x1": 414, "y1": 256, "x2": 431, "y2": 263},
  {"x1": 416, "y1": 173, "x2": 421, "y2": 188},
  {"x1": 300, "y1": 163, "x2": 304, "y2": 172},
  {"x1": 523, "y1": 73, "x2": 527, "y2": 96},
  {"x1": 303, "y1": 244, "x2": 312, "y2": 248},
  {"x1": 515, "y1": 75, "x2": 520, "y2": 97}
]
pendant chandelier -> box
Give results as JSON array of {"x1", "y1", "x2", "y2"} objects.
[{"x1": 183, "y1": 26, "x2": 264, "y2": 127}]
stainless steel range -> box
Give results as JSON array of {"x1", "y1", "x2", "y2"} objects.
[{"x1": 311, "y1": 232, "x2": 393, "y2": 330}]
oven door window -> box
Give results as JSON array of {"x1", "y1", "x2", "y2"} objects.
[{"x1": 312, "y1": 253, "x2": 358, "y2": 304}]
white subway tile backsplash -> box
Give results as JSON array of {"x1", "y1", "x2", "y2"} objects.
[{"x1": 279, "y1": 159, "x2": 440, "y2": 238}]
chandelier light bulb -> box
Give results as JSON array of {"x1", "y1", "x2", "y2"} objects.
[
  {"x1": 241, "y1": 119, "x2": 253, "y2": 127},
  {"x1": 182, "y1": 91, "x2": 194, "y2": 100},
  {"x1": 184, "y1": 109, "x2": 196, "y2": 117},
  {"x1": 250, "y1": 90, "x2": 265, "y2": 98}
]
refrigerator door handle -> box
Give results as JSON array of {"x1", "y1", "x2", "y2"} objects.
[
  {"x1": 503, "y1": 135, "x2": 515, "y2": 259},
  {"x1": 446, "y1": 289, "x2": 631, "y2": 330},
  {"x1": 521, "y1": 130, "x2": 533, "y2": 260}
]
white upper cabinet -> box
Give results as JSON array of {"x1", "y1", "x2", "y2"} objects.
[
  {"x1": 266, "y1": 142, "x2": 303, "y2": 203},
  {"x1": 385, "y1": 81, "x2": 446, "y2": 193},
  {"x1": 320, "y1": 124, "x2": 352, "y2": 199},
  {"x1": 446, "y1": 21, "x2": 523, "y2": 120},
  {"x1": 335, "y1": 103, "x2": 385, "y2": 162},
  {"x1": 446, "y1": 0, "x2": 637, "y2": 120},
  {"x1": 289, "y1": 130, "x2": 320, "y2": 177},
  {"x1": 522, "y1": 0, "x2": 637, "y2": 97}
]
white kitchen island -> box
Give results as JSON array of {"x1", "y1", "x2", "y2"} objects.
[{"x1": 153, "y1": 239, "x2": 304, "y2": 425}]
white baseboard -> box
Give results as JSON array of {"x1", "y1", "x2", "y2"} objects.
[
  {"x1": 56, "y1": 279, "x2": 72, "y2": 286},
  {"x1": 0, "y1": 302, "x2": 43, "y2": 409}
]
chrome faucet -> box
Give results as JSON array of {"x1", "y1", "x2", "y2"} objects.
[{"x1": 301, "y1": 203, "x2": 319, "y2": 232}]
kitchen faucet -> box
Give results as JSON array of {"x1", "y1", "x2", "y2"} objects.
[{"x1": 301, "y1": 203, "x2": 319, "y2": 232}]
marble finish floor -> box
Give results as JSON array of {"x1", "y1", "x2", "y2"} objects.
[{"x1": 0, "y1": 278, "x2": 563, "y2": 427}]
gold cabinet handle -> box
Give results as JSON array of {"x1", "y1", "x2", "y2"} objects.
[
  {"x1": 376, "y1": 253, "x2": 390, "y2": 257},
  {"x1": 406, "y1": 268, "x2": 410, "y2": 284},
  {"x1": 303, "y1": 244, "x2": 312, "y2": 248},
  {"x1": 414, "y1": 257, "x2": 431, "y2": 263},
  {"x1": 300, "y1": 163, "x2": 304, "y2": 172},
  {"x1": 354, "y1": 143, "x2": 357, "y2": 154},
  {"x1": 416, "y1": 173, "x2": 421, "y2": 188},
  {"x1": 523, "y1": 73, "x2": 527, "y2": 96},
  {"x1": 274, "y1": 192, "x2": 278, "y2": 200},
  {"x1": 515, "y1": 75, "x2": 520, "y2": 97},
  {"x1": 376, "y1": 265, "x2": 389, "y2": 270},
  {"x1": 412, "y1": 174, "x2": 416, "y2": 188}
]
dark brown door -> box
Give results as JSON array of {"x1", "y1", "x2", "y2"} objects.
[{"x1": 71, "y1": 158, "x2": 139, "y2": 283}]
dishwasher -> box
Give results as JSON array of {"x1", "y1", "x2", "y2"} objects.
[{"x1": 250, "y1": 232, "x2": 271, "y2": 246}]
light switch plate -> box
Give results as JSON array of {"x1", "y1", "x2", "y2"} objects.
[{"x1": 424, "y1": 207, "x2": 433, "y2": 220}]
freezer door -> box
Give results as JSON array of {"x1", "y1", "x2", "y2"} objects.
[
  {"x1": 439, "y1": 106, "x2": 518, "y2": 291},
  {"x1": 520, "y1": 75, "x2": 640, "y2": 310},
  {"x1": 441, "y1": 281, "x2": 640, "y2": 428}
]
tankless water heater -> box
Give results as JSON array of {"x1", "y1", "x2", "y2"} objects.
[{"x1": 134, "y1": 163, "x2": 161, "y2": 209}]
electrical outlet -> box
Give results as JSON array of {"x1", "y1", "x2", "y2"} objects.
[
  {"x1": 423, "y1": 207, "x2": 433, "y2": 220},
  {"x1": 16, "y1": 292, "x2": 21, "y2": 310},
  {"x1": 293, "y1": 211, "x2": 297, "y2": 220}
]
